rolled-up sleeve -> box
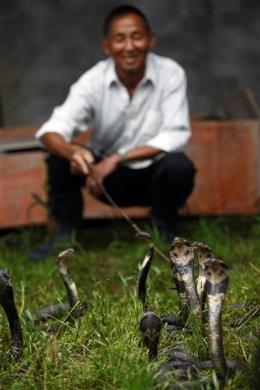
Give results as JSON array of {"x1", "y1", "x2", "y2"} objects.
[
  {"x1": 146, "y1": 68, "x2": 191, "y2": 152},
  {"x1": 36, "y1": 74, "x2": 94, "y2": 142}
]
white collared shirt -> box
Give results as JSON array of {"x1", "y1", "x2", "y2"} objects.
[{"x1": 36, "y1": 52, "x2": 191, "y2": 168}]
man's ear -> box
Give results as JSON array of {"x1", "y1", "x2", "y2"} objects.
[{"x1": 101, "y1": 38, "x2": 110, "y2": 56}]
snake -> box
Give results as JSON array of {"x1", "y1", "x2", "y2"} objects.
[
  {"x1": 32, "y1": 248, "x2": 86, "y2": 328},
  {"x1": 0, "y1": 269, "x2": 23, "y2": 360},
  {"x1": 204, "y1": 258, "x2": 242, "y2": 380},
  {"x1": 192, "y1": 241, "x2": 214, "y2": 309},
  {"x1": 136, "y1": 237, "x2": 201, "y2": 327},
  {"x1": 139, "y1": 310, "x2": 162, "y2": 361},
  {"x1": 170, "y1": 237, "x2": 201, "y2": 320},
  {"x1": 36, "y1": 302, "x2": 71, "y2": 321},
  {"x1": 204, "y1": 258, "x2": 235, "y2": 379},
  {"x1": 136, "y1": 244, "x2": 154, "y2": 306},
  {"x1": 136, "y1": 246, "x2": 182, "y2": 331},
  {"x1": 166, "y1": 347, "x2": 240, "y2": 372},
  {"x1": 170, "y1": 260, "x2": 189, "y2": 325},
  {"x1": 54, "y1": 248, "x2": 89, "y2": 325},
  {"x1": 138, "y1": 240, "x2": 241, "y2": 385},
  {"x1": 163, "y1": 258, "x2": 241, "y2": 381}
]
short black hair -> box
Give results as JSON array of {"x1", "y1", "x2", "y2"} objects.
[{"x1": 103, "y1": 4, "x2": 151, "y2": 37}]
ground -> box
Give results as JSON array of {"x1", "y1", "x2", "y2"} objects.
[{"x1": 0, "y1": 216, "x2": 259, "y2": 389}]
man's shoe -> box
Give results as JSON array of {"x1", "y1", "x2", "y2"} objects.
[{"x1": 28, "y1": 226, "x2": 75, "y2": 262}]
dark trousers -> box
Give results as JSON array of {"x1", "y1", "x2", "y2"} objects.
[{"x1": 46, "y1": 152, "x2": 196, "y2": 228}]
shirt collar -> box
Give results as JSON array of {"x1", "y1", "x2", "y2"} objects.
[
  {"x1": 105, "y1": 58, "x2": 119, "y2": 86},
  {"x1": 105, "y1": 52, "x2": 157, "y2": 88},
  {"x1": 141, "y1": 53, "x2": 157, "y2": 85}
]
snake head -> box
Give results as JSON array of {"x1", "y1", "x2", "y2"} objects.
[
  {"x1": 169, "y1": 237, "x2": 193, "y2": 265},
  {"x1": 140, "y1": 310, "x2": 162, "y2": 333},
  {"x1": 0, "y1": 269, "x2": 12, "y2": 289},
  {"x1": 140, "y1": 310, "x2": 161, "y2": 360},
  {"x1": 57, "y1": 248, "x2": 74, "y2": 261},
  {"x1": 192, "y1": 241, "x2": 214, "y2": 267},
  {"x1": 204, "y1": 259, "x2": 229, "y2": 290},
  {"x1": 57, "y1": 248, "x2": 74, "y2": 273}
]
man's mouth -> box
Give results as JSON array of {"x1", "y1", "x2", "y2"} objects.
[{"x1": 121, "y1": 55, "x2": 139, "y2": 64}]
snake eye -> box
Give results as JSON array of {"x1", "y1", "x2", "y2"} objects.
[{"x1": 173, "y1": 252, "x2": 178, "y2": 258}]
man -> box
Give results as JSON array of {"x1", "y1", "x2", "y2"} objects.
[{"x1": 30, "y1": 4, "x2": 196, "y2": 261}]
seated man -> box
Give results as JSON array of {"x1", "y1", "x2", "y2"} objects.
[{"x1": 30, "y1": 4, "x2": 196, "y2": 261}]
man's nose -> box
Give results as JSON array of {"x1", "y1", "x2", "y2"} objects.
[{"x1": 124, "y1": 37, "x2": 135, "y2": 50}]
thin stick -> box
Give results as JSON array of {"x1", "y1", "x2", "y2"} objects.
[{"x1": 86, "y1": 163, "x2": 170, "y2": 264}]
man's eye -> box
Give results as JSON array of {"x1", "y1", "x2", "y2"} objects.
[
  {"x1": 113, "y1": 35, "x2": 124, "y2": 43},
  {"x1": 132, "y1": 33, "x2": 143, "y2": 40}
]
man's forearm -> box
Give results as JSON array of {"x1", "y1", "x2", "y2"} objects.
[
  {"x1": 40, "y1": 133, "x2": 74, "y2": 160},
  {"x1": 118, "y1": 145, "x2": 163, "y2": 163}
]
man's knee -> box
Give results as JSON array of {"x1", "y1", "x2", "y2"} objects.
[
  {"x1": 158, "y1": 152, "x2": 196, "y2": 181},
  {"x1": 46, "y1": 153, "x2": 86, "y2": 189}
]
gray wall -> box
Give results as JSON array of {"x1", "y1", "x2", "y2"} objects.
[{"x1": 0, "y1": 0, "x2": 259, "y2": 126}]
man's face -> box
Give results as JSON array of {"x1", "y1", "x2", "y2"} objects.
[{"x1": 102, "y1": 13, "x2": 155, "y2": 76}]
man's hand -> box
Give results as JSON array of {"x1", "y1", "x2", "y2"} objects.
[
  {"x1": 87, "y1": 153, "x2": 121, "y2": 196},
  {"x1": 40, "y1": 133, "x2": 95, "y2": 175},
  {"x1": 69, "y1": 144, "x2": 95, "y2": 176}
]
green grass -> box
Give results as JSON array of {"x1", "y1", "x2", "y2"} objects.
[{"x1": 0, "y1": 217, "x2": 259, "y2": 389}]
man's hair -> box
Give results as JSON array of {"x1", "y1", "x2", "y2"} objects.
[{"x1": 103, "y1": 4, "x2": 151, "y2": 36}]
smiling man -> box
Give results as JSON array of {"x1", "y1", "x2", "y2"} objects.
[{"x1": 31, "y1": 4, "x2": 196, "y2": 261}]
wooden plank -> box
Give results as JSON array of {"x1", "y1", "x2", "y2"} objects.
[
  {"x1": 0, "y1": 152, "x2": 48, "y2": 228},
  {"x1": 0, "y1": 120, "x2": 259, "y2": 228},
  {"x1": 186, "y1": 120, "x2": 260, "y2": 215},
  {"x1": 0, "y1": 139, "x2": 41, "y2": 152}
]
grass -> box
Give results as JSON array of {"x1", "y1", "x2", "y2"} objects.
[{"x1": 0, "y1": 216, "x2": 259, "y2": 389}]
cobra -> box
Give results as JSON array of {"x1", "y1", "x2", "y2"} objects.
[
  {"x1": 170, "y1": 237, "x2": 201, "y2": 319},
  {"x1": 136, "y1": 244, "x2": 154, "y2": 307},
  {"x1": 192, "y1": 241, "x2": 214, "y2": 309},
  {"x1": 205, "y1": 258, "x2": 231, "y2": 379},
  {"x1": 139, "y1": 310, "x2": 162, "y2": 361},
  {"x1": 0, "y1": 269, "x2": 23, "y2": 360},
  {"x1": 34, "y1": 248, "x2": 87, "y2": 328}
]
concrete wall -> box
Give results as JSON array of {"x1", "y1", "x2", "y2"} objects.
[{"x1": 0, "y1": 0, "x2": 259, "y2": 126}]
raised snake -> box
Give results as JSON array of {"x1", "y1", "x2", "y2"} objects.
[
  {"x1": 204, "y1": 258, "x2": 241, "y2": 379},
  {"x1": 192, "y1": 241, "x2": 214, "y2": 308},
  {"x1": 0, "y1": 269, "x2": 23, "y2": 360},
  {"x1": 169, "y1": 237, "x2": 201, "y2": 319},
  {"x1": 136, "y1": 244, "x2": 154, "y2": 307},
  {"x1": 162, "y1": 258, "x2": 240, "y2": 383},
  {"x1": 139, "y1": 310, "x2": 162, "y2": 361},
  {"x1": 32, "y1": 248, "x2": 86, "y2": 328},
  {"x1": 56, "y1": 248, "x2": 82, "y2": 321},
  {"x1": 138, "y1": 238, "x2": 241, "y2": 385},
  {"x1": 136, "y1": 238, "x2": 204, "y2": 327}
]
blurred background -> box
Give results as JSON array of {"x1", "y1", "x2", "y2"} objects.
[{"x1": 0, "y1": 0, "x2": 259, "y2": 127}]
